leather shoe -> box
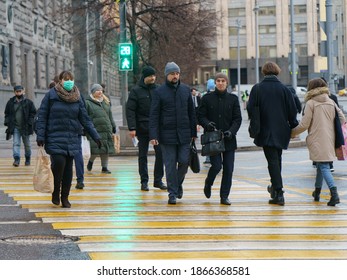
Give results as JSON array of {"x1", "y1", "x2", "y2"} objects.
[
  {"x1": 177, "y1": 185, "x2": 183, "y2": 199},
  {"x1": 141, "y1": 183, "x2": 149, "y2": 191},
  {"x1": 168, "y1": 196, "x2": 176, "y2": 205},
  {"x1": 153, "y1": 182, "x2": 167, "y2": 190},
  {"x1": 204, "y1": 180, "x2": 211, "y2": 198},
  {"x1": 220, "y1": 198, "x2": 231, "y2": 205}
]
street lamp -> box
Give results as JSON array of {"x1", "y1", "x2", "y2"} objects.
[
  {"x1": 253, "y1": 0, "x2": 259, "y2": 83},
  {"x1": 236, "y1": 19, "x2": 242, "y2": 99}
]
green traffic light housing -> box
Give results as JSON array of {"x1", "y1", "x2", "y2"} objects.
[{"x1": 118, "y1": 43, "x2": 133, "y2": 71}]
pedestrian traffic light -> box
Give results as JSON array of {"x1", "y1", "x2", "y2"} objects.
[{"x1": 118, "y1": 43, "x2": 133, "y2": 71}]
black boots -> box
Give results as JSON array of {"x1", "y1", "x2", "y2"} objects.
[
  {"x1": 312, "y1": 188, "x2": 321, "y2": 202},
  {"x1": 269, "y1": 189, "x2": 285, "y2": 206},
  {"x1": 327, "y1": 187, "x2": 340, "y2": 206},
  {"x1": 61, "y1": 197, "x2": 71, "y2": 208},
  {"x1": 267, "y1": 185, "x2": 276, "y2": 199},
  {"x1": 101, "y1": 167, "x2": 111, "y2": 174},
  {"x1": 204, "y1": 179, "x2": 212, "y2": 199},
  {"x1": 51, "y1": 192, "x2": 60, "y2": 206},
  {"x1": 87, "y1": 160, "x2": 93, "y2": 171}
]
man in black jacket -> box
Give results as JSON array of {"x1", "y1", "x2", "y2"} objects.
[
  {"x1": 198, "y1": 73, "x2": 242, "y2": 205},
  {"x1": 4, "y1": 85, "x2": 36, "y2": 166},
  {"x1": 149, "y1": 62, "x2": 197, "y2": 205},
  {"x1": 126, "y1": 66, "x2": 166, "y2": 192}
]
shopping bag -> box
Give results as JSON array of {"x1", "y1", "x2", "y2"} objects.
[
  {"x1": 33, "y1": 147, "x2": 54, "y2": 193},
  {"x1": 113, "y1": 134, "x2": 120, "y2": 154},
  {"x1": 81, "y1": 136, "x2": 91, "y2": 160},
  {"x1": 189, "y1": 139, "x2": 200, "y2": 173},
  {"x1": 336, "y1": 123, "x2": 347, "y2": 160}
]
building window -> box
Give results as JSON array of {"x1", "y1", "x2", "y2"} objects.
[
  {"x1": 9, "y1": 43, "x2": 14, "y2": 84},
  {"x1": 259, "y1": 25, "x2": 276, "y2": 34},
  {"x1": 229, "y1": 27, "x2": 246, "y2": 35},
  {"x1": 45, "y1": 54, "x2": 49, "y2": 88},
  {"x1": 297, "y1": 44, "x2": 308, "y2": 56},
  {"x1": 7, "y1": 4, "x2": 13, "y2": 23},
  {"x1": 294, "y1": 23, "x2": 307, "y2": 32},
  {"x1": 34, "y1": 51, "x2": 40, "y2": 88},
  {"x1": 295, "y1": 5, "x2": 306, "y2": 14},
  {"x1": 260, "y1": 46, "x2": 277, "y2": 58},
  {"x1": 230, "y1": 47, "x2": 247, "y2": 60},
  {"x1": 34, "y1": 18, "x2": 38, "y2": 34},
  {"x1": 259, "y1": 6, "x2": 276, "y2": 16},
  {"x1": 228, "y1": 8, "x2": 245, "y2": 17}
]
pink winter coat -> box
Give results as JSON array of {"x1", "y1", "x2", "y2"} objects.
[{"x1": 291, "y1": 87, "x2": 346, "y2": 162}]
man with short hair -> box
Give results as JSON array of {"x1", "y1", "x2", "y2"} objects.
[
  {"x1": 126, "y1": 66, "x2": 166, "y2": 191},
  {"x1": 149, "y1": 62, "x2": 197, "y2": 204},
  {"x1": 4, "y1": 85, "x2": 37, "y2": 166}
]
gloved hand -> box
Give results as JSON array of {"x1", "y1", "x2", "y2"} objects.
[
  {"x1": 37, "y1": 140, "x2": 44, "y2": 147},
  {"x1": 223, "y1": 130, "x2": 233, "y2": 140},
  {"x1": 112, "y1": 127, "x2": 116, "y2": 134},
  {"x1": 95, "y1": 139, "x2": 102, "y2": 149},
  {"x1": 207, "y1": 122, "x2": 216, "y2": 132}
]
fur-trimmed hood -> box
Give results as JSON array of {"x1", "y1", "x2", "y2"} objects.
[{"x1": 304, "y1": 86, "x2": 330, "y2": 102}]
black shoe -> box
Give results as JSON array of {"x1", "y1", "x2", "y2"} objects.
[
  {"x1": 177, "y1": 185, "x2": 183, "y2": 199},
  {"x1": 168, "y1": 196, "x2": 177, "y2": 205},
  {"x1": 87, "y1": 161, "x2": 93, "y2": 171},
  {"x1": 25, "y1": 157, "x2": 30, "y2": 166},
  {"x1": 204, "y1": 182, "x2": 211, "y2": 199},
  {"x1": 52, "y1": 193, "x2": 60, "y2": 206},
  {"x1": 75, "y1": 182, "x2": 85, "y2": 189},
  {"x1": 312, "y1": 188, "x2": 321, "y2": 202},
  {"x1": 13, "y1": 159, "x2": 19, "y2": 167},
  {"x1": 269, "y1": 190, "x2": 285, "y2": 206},
  {"x1": 153, "y1": 182, "x2": 167, "y2": 190},
  {"x1": 220, "y1": 198, "x2": 231, "y2": 205},
  {"x1": 61, "y1": 197, "x2": 71, "y2": 208},
  {"x1": 267, "y1": 185, "x2": 277, "y2": 199},
  {"x1": 101, "y1": 167, "x2": 111, "y2": 174},
  {"x1": 141, "y1": 183, "x2": 149, "y2": 191}
]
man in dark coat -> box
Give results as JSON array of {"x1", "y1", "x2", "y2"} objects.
[
  {"x1": 198, "y1": 73, "x2": 242, "y2": 205},
  {"x1": 247, "y1": 61, "x2": 298, "y2": 205},
  {"x1": 126, "y1": 66, "x2": 166, "y2": 192},
  {"x1": 149, "y1": 62, "x2": 197, "y2": 205},
  {"x1": 4, "y1": 85, "x2": 36, "y2": 166}
]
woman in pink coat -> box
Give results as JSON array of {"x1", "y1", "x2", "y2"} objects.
[{"x1": 291, "y1": 78, "x2": 345, "y2": 206}]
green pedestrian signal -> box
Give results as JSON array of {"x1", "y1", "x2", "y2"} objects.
[{"x1": 118, "y1": 43, "x2": 133, "y2": 71}]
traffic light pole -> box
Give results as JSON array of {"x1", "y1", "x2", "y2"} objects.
[
  {"x1": 326, "y1": 0, "x2": 335, "y2": 94},
  {"x1": 290, "y1": 0, "x2": 297, "y2": 90},
  {"x1": 119, "y1": 0, "x2": 128, "y2": 126}
]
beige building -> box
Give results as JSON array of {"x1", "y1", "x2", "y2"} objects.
[{"x1": 197, "y1": 0, "x2": 347, "y2": 90}]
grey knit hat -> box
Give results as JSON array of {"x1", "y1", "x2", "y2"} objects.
[
  {"x1": 214, "y1": 72, "x2": 229, "y2": 83},
  {"x1": 90, "y1": 83, "x2": 103, "y2": 94},
  {"x1": 164, "y1": 62, "x2": 180, "y2": 76}
]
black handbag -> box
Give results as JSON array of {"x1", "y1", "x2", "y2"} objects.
[
  {"x1": 248, "y1": 86, "x2": 260, "y2": 138},
  {"x1": 189, "y1": 139, "x2": 200, "y2": 173},
  {"x1": 334, "y1": 108, "x2": 345, "y2": 148},
  {"x1": 201, "y1": 130, "x2": 225, "y2": 156},
  {"x1": 5, "y1": 128, "x2": 11, "y2": 140}
]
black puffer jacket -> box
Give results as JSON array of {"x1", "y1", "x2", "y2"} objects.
[
  {"x1": 149, "y1": 80, "x2": 197, "y2": 144},
  {"x1": 4, "y1": 96, "x2": 36, "y2": 135},
  {"x1": 198, "y1": 89, "x2": 242, "y2": 151},
  {"x1": 126, "y1": 77, "x2": 157, "y2": 136}
]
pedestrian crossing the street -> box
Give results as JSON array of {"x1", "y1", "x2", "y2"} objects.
[{"x1": 0, "y1": 155, "x2": 347, "y2": 260}]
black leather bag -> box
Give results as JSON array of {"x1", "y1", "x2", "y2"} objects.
[
  {"x1": 248, "y1": 86, "x2": 260, "y2": 138},
  {"x1": 334, "y1": 108, "x2": 345, "y2": 148},
  {"x1": 189, "y1": 139, "x2": 200, "y2": 173},
  {"x1": 201, "y1": 130, "x2": 225, "y2": 156},
  {"x1": 5, "y1": 128, "x2": 11, "y2": 140}
]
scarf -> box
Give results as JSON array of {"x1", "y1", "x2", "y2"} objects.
[{"x1": 55, "y1": 82, "x2": 80, "y2": 103}]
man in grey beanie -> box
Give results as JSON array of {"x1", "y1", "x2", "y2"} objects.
[{"x1": 149, "y1": 62, "x2": 197, "y2": 205}]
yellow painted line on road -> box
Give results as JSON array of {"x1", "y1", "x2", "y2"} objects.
[
  {"x1": 78, "y1": 234, "x2": 347, "y2": 243},
  {"x1": 35, "y1": 209, "x2": 347, "y2": 217},
  {"x1": 89, "y1": 250, "x2": 347, "y2": 260},
  {"x1": 52, "y1": 220, "x2": 347, "y2": 229}
]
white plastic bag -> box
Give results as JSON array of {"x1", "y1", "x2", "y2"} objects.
[
  {"x1": 82, "y1": 136, "x2": 91, "y2": 160},
  {"x1": 33, "y1": 147, "x2": 54, "y2": 193}
]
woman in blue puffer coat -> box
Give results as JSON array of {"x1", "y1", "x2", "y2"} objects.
[{"x1": 36, "y1": 71, "x2": 101, "y2": 208}]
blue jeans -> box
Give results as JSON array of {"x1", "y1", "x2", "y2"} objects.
[
  {"x1": 13, "y1": 128, "x2": 31, "y2": 160},
  {"x1": 206, "y1": 150, "x2": 235, "y2": 199},
  {"x1": 160, "y1": 143, "x2": 190, "y2": 198},
  {"x1": 315, "y1": 162, "x2": 335, "y2": 189}
]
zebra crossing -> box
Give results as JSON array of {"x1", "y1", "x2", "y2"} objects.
[{"x1": 1, "y1": 153, "x2": 347, "y2": 260}]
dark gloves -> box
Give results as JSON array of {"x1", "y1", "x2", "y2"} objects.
[
  {"x1": 95, "y1": 139, "x2": 102, "y2": 149},
  {"x1": 112, "y1": 127, "x2": 116, "y2": 134},
  {"x1": 207, "y1": 122, "x2": 216, "y2": 132},
  {"x1": 37, "y1": 140, "x2": 44, "y2": 147},
  {"x1": 223, "y1": 130, "x2": 233, "y2": 140}
]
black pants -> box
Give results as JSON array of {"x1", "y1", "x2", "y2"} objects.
[
  {"x1": 137, "y1": 134, "x2": 164, "y2": 184},
  {"x1": 263, "y1": 146, "x2": 283, "y2": 191},
  {"x1": 51, "y1": 154, "x2": 74, "y2": 198}
]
